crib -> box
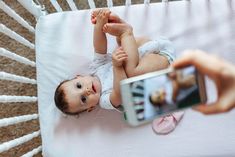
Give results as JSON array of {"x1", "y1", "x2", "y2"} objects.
[{"x1": 1, "y1": 0, "x2": 235, "y2": 156}]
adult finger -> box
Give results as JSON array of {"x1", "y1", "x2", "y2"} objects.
[
  {"x1": 193, "y1": 104, "x2": 221, "y2": 115},
  {"x1": 173, "y1": 50, "x2": 224, "y2": 79},
  {"x1": 193, "y1": 99, "x2": 233, "y2": 115}
]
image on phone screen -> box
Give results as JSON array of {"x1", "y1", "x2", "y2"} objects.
[{"x1": 129, "y1": 66, "x2": 201, "y2": 121}]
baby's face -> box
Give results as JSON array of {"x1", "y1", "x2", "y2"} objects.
[
  {"x1": 151, "y1": 89, "x2": 166, "y2": 104},
  {"x1": 62, "y1": 75, "x2": 101, "y2": 113}
]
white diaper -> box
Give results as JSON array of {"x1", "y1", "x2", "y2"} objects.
[{"x1": 138, "y1": 37, "x2": 176, "y2": 63}]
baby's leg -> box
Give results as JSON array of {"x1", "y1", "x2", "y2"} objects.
[
  {"x1": 133, "y1": 36, "x2": 170, "y2": 75},
  {"x1": 135, "y1": 36, "x2": 151, "y2": 48},
  {"x1": 133, "y1": 53, "x2": 169, "y2": 76},
  {"x1": 126, "y1": 36, "x2": 171, "y2": 75},
  {"x1": 93, "y1": 9, "x2": 110, "y2": 54},
  {"x1": 103, "y1": 23, "x2": 141, "y2": 77},
  {"x1": 103, "y1": 24, "x2": 169, "y2": 77}
]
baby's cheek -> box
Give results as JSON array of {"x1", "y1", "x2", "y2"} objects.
[{"x1": 91, "y1": 94, "x2": 100, "y2": 106}]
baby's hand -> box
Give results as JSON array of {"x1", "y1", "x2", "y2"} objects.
[{"x1": 112, "y1": 47, "x2": 128, "y2": 67}]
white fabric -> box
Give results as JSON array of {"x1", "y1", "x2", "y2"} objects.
[
  {"x1": 89, "y1": 52, "x2": 114, "y2": 110},
  {"x1": 36, "y1": 0, "x2": 235, "y2": 156},
  {"x1": 138, "y1": 37, "x2": 175, "y2": 63}
]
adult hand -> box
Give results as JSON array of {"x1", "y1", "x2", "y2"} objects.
[{"x1": 173, "y1": 50, "x2": 235, "y2": 115}]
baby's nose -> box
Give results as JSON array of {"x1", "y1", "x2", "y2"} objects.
[{"x1": 85, "y1": 87, "x2": 93, "y2": 95}]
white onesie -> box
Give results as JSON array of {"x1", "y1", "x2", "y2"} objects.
[{"x1": 89, "y1": 37, "x2": 175, "y2": 111}]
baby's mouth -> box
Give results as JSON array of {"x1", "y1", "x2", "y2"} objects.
[{"x1": 92, "y1": 83, "x2": 96, "y2": 93}]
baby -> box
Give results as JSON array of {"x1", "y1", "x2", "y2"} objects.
[{"x1": 54, "y1": 9, "x2": 182, "y2": 134}]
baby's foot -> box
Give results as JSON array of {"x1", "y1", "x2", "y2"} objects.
[
  {"x1": 91, "y1": 9, "x2": 124, "y2": 24},
  {"x1": 95, "y1": 9, "x2": 110, "y2": 28},
  {"x1": 103, "y1": 23, "x2": 133, "y2": 38}
]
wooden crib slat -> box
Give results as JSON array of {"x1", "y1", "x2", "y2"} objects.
[
  {"x1": 0, "y1": 48, "x2": 36, "y2": 67},
  {"x1": 49, "y1": 0, "x2": 63, "y2": 12},
  {"x1": 0, "y1": 130, "x2": 40, "y2": 153},
  {"x1": 125, "y1": 0, "x2": 131, "y2": 6},
  {"x1": 21, "y1": 146, "x2": 42, "y2": 157},
  {"x1": 107, "y1": 0, "x2": 113, "y2": 8},
  {"x1": 0, "y1": 0, "x2": 35, "y2": 33},
  {"x1": 17, "y1": 0, "x2": 46, "y2": 18},
  {"x1": 144, "y1": 0, "x2": 151, "y2": 4},
  {"x1": 0, "y1": 24, "x2": 35, "y2": 49},
  {"x1": 0, "y1": 114, "x2": 38, "y2": 127},
  {"x1": 87, "y1": 0, "x2": 96, "y2": 9},
  {"x1": 66, "y1": 0, "x2": 78, "y2": 11},
  {"x1": 0, "y1": 71, "x2": 37, "y2": 84},
  {"x1": 0, "y1": 95, "x2": 37, "y2": 103}
]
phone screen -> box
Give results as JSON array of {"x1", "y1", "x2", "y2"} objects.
[{"x1": 129, "y1": 66, "x2": 201, "y2": 121}]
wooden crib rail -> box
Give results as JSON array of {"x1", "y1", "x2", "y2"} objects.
[
  {"x1": 0, "y1": 130, "x2": 40, "y2": 153},
  {"x1": 0, "y1": 71, "x2": 37, "y2": 84},
  {"x1": 0, "y1": 114, "x2": 38, "y2": 127},
  {"x1": 88, "y1": 0, "x2": 96, "y2": 9},
  {"x1": 17, "y1": 0, "x2": 46, "y2": 18},
  {"x1": 49, "y1": 0, "x2": 171, "y2": 12},
  {"x1": 0, "y1": 24, "x2": 35, "y2": 49},
  {"x1": 66, "y1": 0, "x2": 78, "y2": 11},
  {"x1": 21, "y1": 146, "x2": 42, "y2": 157},
  {"x1": 0, "y1": 96, "x2": 37, "y2": 103},
  {"x1": 0, "y1": 48, "x2": 36, "y2": 67},
  {"x1": 0, "y1": 0, "x2": 35, "y2": 32}
]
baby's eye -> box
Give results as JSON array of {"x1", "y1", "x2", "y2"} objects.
[
  {"x1": 76, "y1": 82, "x2": 82, "y2": 89},
  {"x1": 81, "y1": 95, "x2": 87, "y2": 103}
]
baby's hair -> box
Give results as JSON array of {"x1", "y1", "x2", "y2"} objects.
[
  {"x1": 149, "y1": 93, "x2": 163, "y2": 107},
  {"x1": 149, "y1": 94, "x2": 156, "y2": 106},
  {"x1": 54, "y1": 80, "x2": 80, "y2": 116}
]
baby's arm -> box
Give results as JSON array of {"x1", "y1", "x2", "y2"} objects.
[
  {"x1": 93, "y1": 9, "x2": 110, "y2": 54},
  {"x1": 110, "y1": 47, "x2": 128, "y2": 107}
]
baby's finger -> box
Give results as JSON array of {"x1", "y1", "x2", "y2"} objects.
[
  {"x1": 116, "y1": 54, "x2": 128, "y2": 59},
  {"x1": 116, "y1": 50, "x2": 127, "y2": 55},
  {"x1": 116, "y1": 52, "x2": 126, "y2": 57},
  {"x1": 118, "y1": 56, "x2": 128, "y2": 62},
  {"x1": 114, "y1": 50, "x2": 125, "y2": 55}
]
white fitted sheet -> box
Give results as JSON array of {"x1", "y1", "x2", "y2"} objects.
[{"x1": 36, "y1": 0, "x2": 235, "y2": 156}]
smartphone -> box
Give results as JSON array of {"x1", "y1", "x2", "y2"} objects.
[{"x1": 120, "y1": 66, "x2": 207, "y2": 126}]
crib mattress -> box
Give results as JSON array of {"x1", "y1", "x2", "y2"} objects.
[{"x1": 35, "y1": 0, "x2": 235, "y2": 156}]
